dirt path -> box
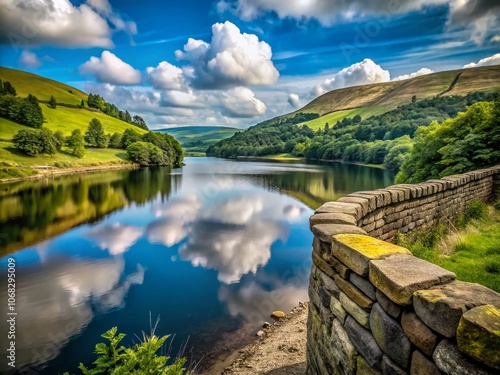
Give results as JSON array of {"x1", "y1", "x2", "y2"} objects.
[{"x1": 205, "y1": 303, "x2": 308, "y2": 375}]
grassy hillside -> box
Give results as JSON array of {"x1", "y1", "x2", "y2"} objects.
[
  {"x1": 296, "y1": 65, "x2": 500, "y2": 129},
  {"x1": 0, "y1": 67, "x2": 87, "y2": 105},
  {"x1": 0, "y1": 67, "x2": 151, "y2": 178},
  {"x1": 158, "y1": 126, "x2": 238, "y2": 154}
]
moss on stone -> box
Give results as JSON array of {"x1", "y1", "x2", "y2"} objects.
[
  {"x1": 334, "y1": 234, "x2": 411, "y2": 259},
  {"x1": 457, "y1": 305, "x2": 500, "y2": 370}
]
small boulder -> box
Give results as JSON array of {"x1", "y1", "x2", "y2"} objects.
[
  {"x1": 271, "y1": 311, "x2": 286, "y2": 320},
  {"x1": 262, "y1": 321, "x2": 271, "y2": 328},
  {"x1": 256, "y1": 330, "x2": 264, "y2": 337}
]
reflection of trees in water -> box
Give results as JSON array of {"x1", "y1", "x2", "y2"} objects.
[
  {"x1": 0, "y1": 167, "x2": 181, "y2": 254},
  {"x1": 245, "y1": 162, "x2": 393, "y2": 208}
]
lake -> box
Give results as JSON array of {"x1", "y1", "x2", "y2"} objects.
[{"x1": 0, "y1": 157, "x2": 393, "y2": 374}]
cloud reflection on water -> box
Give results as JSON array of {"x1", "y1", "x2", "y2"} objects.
[
  {"x1": 0, "y1": 258, "x2": 144, "y2": 371},
  {"x1": 146, "y1": 191, "x2": 309, "y2": 284}
]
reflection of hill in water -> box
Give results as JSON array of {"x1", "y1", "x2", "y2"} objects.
[
  {"x1": 0, "y1": 168, "x2": 181, "y2": 256},
  {"x1": 245, "y1": 161, "x2": 394, "y2": 209}
]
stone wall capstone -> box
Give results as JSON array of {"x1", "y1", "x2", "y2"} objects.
[{"x1": 306, "y1": 165, "x2": 500, "y2": 375}]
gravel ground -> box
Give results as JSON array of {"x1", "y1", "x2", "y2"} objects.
[{"x1": 205, "y1": 303, "x2": 308, "y2": 375}]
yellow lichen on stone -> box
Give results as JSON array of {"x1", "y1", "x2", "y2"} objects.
[
  {"x1": 333, "y1": 234, "x2": 411, "y2": 259},
  {"x1": 457, "y1": 305, "x2": 500, "y2": 370},
  {"x1": 413, "y1": 289, "x2": 447, "y2": 304}
]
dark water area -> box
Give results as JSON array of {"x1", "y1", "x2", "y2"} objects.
[{"x1": 0, "y1": 157, "x2": 393, "y2": 374}]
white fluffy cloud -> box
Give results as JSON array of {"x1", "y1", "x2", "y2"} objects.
[
  {"x1": 19, "y1": 50, "x2": 41, "y2": 68},
  {"x1": 219, "y1": 0, "x2": 499, "y2": 44},
  {"x1": 80, "y1": 51, "x2": 142, "y2": 85},
  {"x1": 175, "y1": 21, "x2": 279, "y2": 89},
  {"x1": 287, "y1": 93, "x2": 301, "y2": 109},
  {"x1": 221, "y1": 87, "x2": 267, "y2": 118},
  {"x1": 0, "y1": 0, "x2": 136, "y2": 48},
  {"x1": 463, "y1": 53, "x2": 500, "y2": 68},
  {"x1": 393, "y1": 68, "x2": 434, "y2": 81},
  {"x1": 492, "y1": 35, "x2": 500, "y2": 43},
  {"x1": 312, "y1": 59, "x2": 390, "y2": 96},
  {"x1": 147, "y1": 61, "x2": 186, "y2": 90}
]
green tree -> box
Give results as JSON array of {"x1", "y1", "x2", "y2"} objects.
[
  {"x1": 80, "y1": 99, "x2": 85, "y2": 108},
  {"x1": 84, "y1": 118, "x2": 108, "y2": 148},
  {"x1": 0, "y1": 79, "x2": 4, "y2": 95},
  {"x1": 109, "y1": 132, "x2": 122, "y2": 148},
  {"x1": 19, "y1": 94, "x2": 44, "y2": 128},
  {"x1": 132, "y1": 115, "x2": 148, "y2": 130},
  {"x1": 53, "y1": 130, "x2": 65, "y2": 151},
  {"x1": 3, "y1": 81, "x2": 16, "y2": 96},
  {"x1": 121, "y1": 128, "x2": 142, "y2": 149},
  {"x1": 48, "y1": 95, "x2": 57, "y2": 109},
  {"x1": 66, "y1": 129, "x2": 85, "y2": 158}
]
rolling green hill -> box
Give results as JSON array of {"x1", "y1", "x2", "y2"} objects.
[
  {"x1": 157, "y1": 126, "x2": 238, "y2": 155},
  {"x1": 295, "y1": 65, "x2": 500, "y2": 129},
  {"x1": 0, "y1": 67, "x2": 150, "y2": 178},
  {"x1": 207, "y1": 65, "x2": 500, "y2": 166},
  {"x1": 0, "y1": 67, "x2": 87, "y2": 106}
]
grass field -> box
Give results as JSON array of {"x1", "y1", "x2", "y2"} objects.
[
  {"x1": 0, "y1": 67, "x2": 87, "y2": 105},
  {"x1": 397, "y1": 203, "x2": 500, "y2": 292},
  {"x1": 298, "y1": 108, "x2": 364, "y2": 130},
  {"x1": 261, "y1": 153, "x2": 303, "y2": 160}
]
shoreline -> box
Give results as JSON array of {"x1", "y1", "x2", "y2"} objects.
[
  {"x1": 203, "y1": 303, "x2": 308, "y2": 375},
  {"x1": 0, "y1": 163, "x2": 139, "y2": 184}
]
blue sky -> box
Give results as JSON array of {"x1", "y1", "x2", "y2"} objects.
[{"x1": 0, "y1": 0, "x2": 499, "y2": 129}]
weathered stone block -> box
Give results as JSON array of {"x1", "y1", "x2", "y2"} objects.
[
  {"x1": 401, "y1": 311, "x2": 437, "y2": 356},
  {"x1": 414, "y1": 280, "x2": 500, "y2": 338},
  {"x1": 309, "y1": 284, "x2": 322, "y2": 309},
  {"x1": 340, "y1": 291, "x2": 370, "y2": 328},
  {"x1": 410, "y1": 350, "x2": 441, "y2": 375},
  {"x1": 335, "y1": 274, "x2": 374, "y2": 310},
  {"x1": 370, "y1": 254, "x2": 455, "y2": 305},
  {"x1": 315, "y1": 201, "x2": 362, "y2": 218},
  {"x1": 345, "y1": 316, "x2": 383, "y2": 369},
  {"x1": 312, "y1": 223, "x2": 367, "y2": 243},
  {"x1": 310, "y1": 212, "x2": 357, "y2": 230},
  {"x1": 338, "y1": 196, "x2": 371, "y2": 216},
  {"x1": 328, "y1": 318, "x2": 357, "y2": 374},
  {"x1": 376, "y1": 289, "x2": 401, "y2": 318},
  {"x1": 456, "y1": 305, "x2": 500, "y2": 370},
  {"x1": 381, "y1": 355, "x2": 408, "y2": 375},
  {"x1": 312, "y1": 252, "x2": 336, "y2": 278},
  {"x1": 433, "y1": 339, "x2": 490, "y2": 375},
  {"x1": 351, "y1": 273, "x2": 377, "y2": 300},
  {"x1": 319, "y1": 286, "x2": 331, "y2": 308},
  {"x1": 330, "y1": 295, "x2": 347, "y2": 323},
  {"x1": 358, "y1": 355, "x2": 383, "y2": 375},
  {"x1": 318, "y1": 268, "x2": 341, "y2": 298},
  {"x1": 332, "y1": 234, "x2": 411, "y2": 276},
  {"x1": 370, "y1": 303, "x2": 412, "y2": 369},
  {"x1": 319, "y1": 302, "x2": 334, "y2": 326}
]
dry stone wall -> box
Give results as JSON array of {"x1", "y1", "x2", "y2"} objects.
[{"x1": 307, "y1": 166, "x2": 500, "y2": 375}]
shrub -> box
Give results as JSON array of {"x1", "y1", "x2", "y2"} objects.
[
  {"x1": 64, "y1": 327, "x2": 189, "y2": 375},
  {"x1": 12, "y1": 128, "x2": 58, "y2": 156},
  {"x1": 121, "y1": 128, "x2": 142, "y2": 149},
  {"x1": 49, "y1": 95, "x2": 57, "y2": 109},
  {"x1": 127, "y1": 141, "x2": 168, "y2": 166},
  {"x1": 109, "y1": 132, "x2": 122, "y2": 149}
]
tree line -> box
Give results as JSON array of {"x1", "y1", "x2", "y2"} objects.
[
  {"x1": 86, "y1": 93, "x2": 148, "y2": 130},
  {"x1": 12, "y1": 118, "x2": 183, "y2": 166},
  {"x1": 208, "y1": 92, "x2": 497, "y2": 174}
]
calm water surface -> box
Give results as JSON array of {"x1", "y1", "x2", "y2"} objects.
[{"x1": 0, "y1": 157, "x2": 393, "y2": 374}]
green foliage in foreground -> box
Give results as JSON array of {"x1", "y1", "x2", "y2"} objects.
[
  {"x1": 396, "y1": 201, "x2": 500, "y2": 292},
  {"x1": 127, "y1": 142, "x2": 169, "y2": 166},
  {"x1": 65, "y1": 327, "x2": 189, "y2": 375},
  {"x1": 397, "y1": 99, "x2": 500, "y2": 183}
]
